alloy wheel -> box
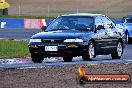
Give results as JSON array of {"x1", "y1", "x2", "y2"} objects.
[
  {"x1": 88, "y1": 43, "x2": 95, "y2": 59},
  {"x1": 117, "y1": 42, "x2": 123, "y2": 57}
]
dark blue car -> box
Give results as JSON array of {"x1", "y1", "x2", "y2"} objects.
[{"x1": 28, "y1": 13, "x2": 125, "y2": 63}]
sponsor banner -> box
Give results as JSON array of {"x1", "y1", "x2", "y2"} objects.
[
  {"x1": 40, "y1": 19, "x2": 46, "y2": 28},
  {"x1": 0, "y1": 18, "x2": 24, "y2": 28},
  {"x1": 45, "y1": 18, "x2": 53, "y2": 26},
  {"x1": 40, "y1": 18, "x2": 53, "y2": 27},
  {"x1": 24, "y1": 19, "x2": 41, "y2": 29},
  {"x1": 0, "y1": 18, "x2": 52, "y2": 29}
]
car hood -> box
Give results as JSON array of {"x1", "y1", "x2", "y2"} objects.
[{"x1": 31, "y1": 30, "x2": 91, "y2": 39}]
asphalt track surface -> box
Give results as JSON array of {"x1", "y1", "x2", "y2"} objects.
[
  {"x1": 0, "y1": 29, "x2": 42, "y2": 40},
  {"x1": 0, "y1": 28, "x2": 132, "y2": 68}
]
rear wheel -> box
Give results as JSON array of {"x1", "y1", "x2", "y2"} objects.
[
  {"x1": 31, "y1": 53, "x2": 44, "y2": 63},
  {"x1": 126, "y1": 31, "x2": 132, "y2": 44},
  {"x1": 111, "y1": 41, "x2": 123, "y2": 59},
  {"x1": 63, "y1": 56, "x2": 73, "y2": 62},
  {"x1": 126, "y1": 32, "x2": 131, "y2": 44},
  {"x1": 82, "y1": 41, "x2": 96, "y2": 61}
]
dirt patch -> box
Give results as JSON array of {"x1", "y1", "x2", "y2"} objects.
[
  {"x1": 0, "y1": 63, "x2": 132, "y2": 88},
  {"x1": 6, "y1": 0, "x2": 132, "y2": 18}
]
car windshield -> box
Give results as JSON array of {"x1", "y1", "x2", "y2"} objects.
[
  {"x1": 46, "y1": 16, "x2": 94, "y2": 31},
  {"x1": 126, "y1": 18, "x2": 132, "y2": 23}
]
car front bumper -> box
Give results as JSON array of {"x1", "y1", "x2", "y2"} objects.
[{"x1": 28, "y1": 43, "x2": 88, "y2": 57}]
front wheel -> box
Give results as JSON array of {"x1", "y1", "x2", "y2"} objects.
[
  {"x1": 31, "y1": 53, "x2": 44, "y2": 63},
  {"x1": 111, "y1": 41, "x2": 123, "y2": 59},
  {"x1": 82, "y1": 41, "x2": 96, "y2": 61}
]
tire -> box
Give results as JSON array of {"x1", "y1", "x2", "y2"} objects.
[
  {"x1": 111, "y1": 41, "x2": 123, "y2": 59},
  {"x1": 31, "y1": 53, "x2": 44, "y2": 63},
  {"x1": 126, "y1": 32, "x2": 131, "y2": 44},
  {"x1": 63, "y1": 56, "x2": 73, "y2": 62},
  {"x1": 82, "y1": 41, "x2": 96, "y2": 61}
]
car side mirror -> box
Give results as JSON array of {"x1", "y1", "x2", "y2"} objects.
[
  {"x1": 41, "y1": 26, "x2": 47, "y2": 31},
  {"x1": 96, "y1": 25, "x2": 105, "y2": 30}
]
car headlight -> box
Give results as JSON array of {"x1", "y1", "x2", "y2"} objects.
[
  {"x1": 29, "y1": 39, "x2": 41, "y2": 42},
  {"x1": 64, "y1": 39, "x2": 83, "y2": 42}
]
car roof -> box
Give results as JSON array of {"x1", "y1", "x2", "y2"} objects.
[
  {"x1": 124, "y1": 15, "x2": 132, "y2": 18},
  {"x1": 61, "y1": 13, "x2": 105, "y2": 17}
]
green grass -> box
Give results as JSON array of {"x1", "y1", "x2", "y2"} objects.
[{"x1": 0, "y1": 39, "x2": 30, "y2": 59}]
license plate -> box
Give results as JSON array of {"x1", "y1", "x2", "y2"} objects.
[{"x1": 45, "y1": 46, "x2": 58, "y2": 51}]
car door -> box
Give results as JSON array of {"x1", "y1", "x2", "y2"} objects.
[
  {"x1": 101, "y1": 16, "x2": 118, "y2": 48},
  {"x1": 94, "y1": 16, "x2": 110, "y2": 51}
]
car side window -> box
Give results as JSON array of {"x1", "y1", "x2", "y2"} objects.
[
  {"x1": 95, "y1": 16, "x2": 104, "y2": 30},
  {"x1": 101, "y1": 16, "x2": 115, "y2": 29},
  {"x1": 75, "y1": 18, "x2": 94, "y2": 30}
]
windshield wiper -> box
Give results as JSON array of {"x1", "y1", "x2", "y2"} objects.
[
  {"x1": 75, "y1": 28, "x2": 91, "y2": 31},
  {"x1": 46, "y1": 29, "x2": 68, "y2": 31}
]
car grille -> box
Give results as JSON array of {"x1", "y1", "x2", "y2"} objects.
[{"x1": 42, "y1": 40, "x2": 64, "y2": 43}]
